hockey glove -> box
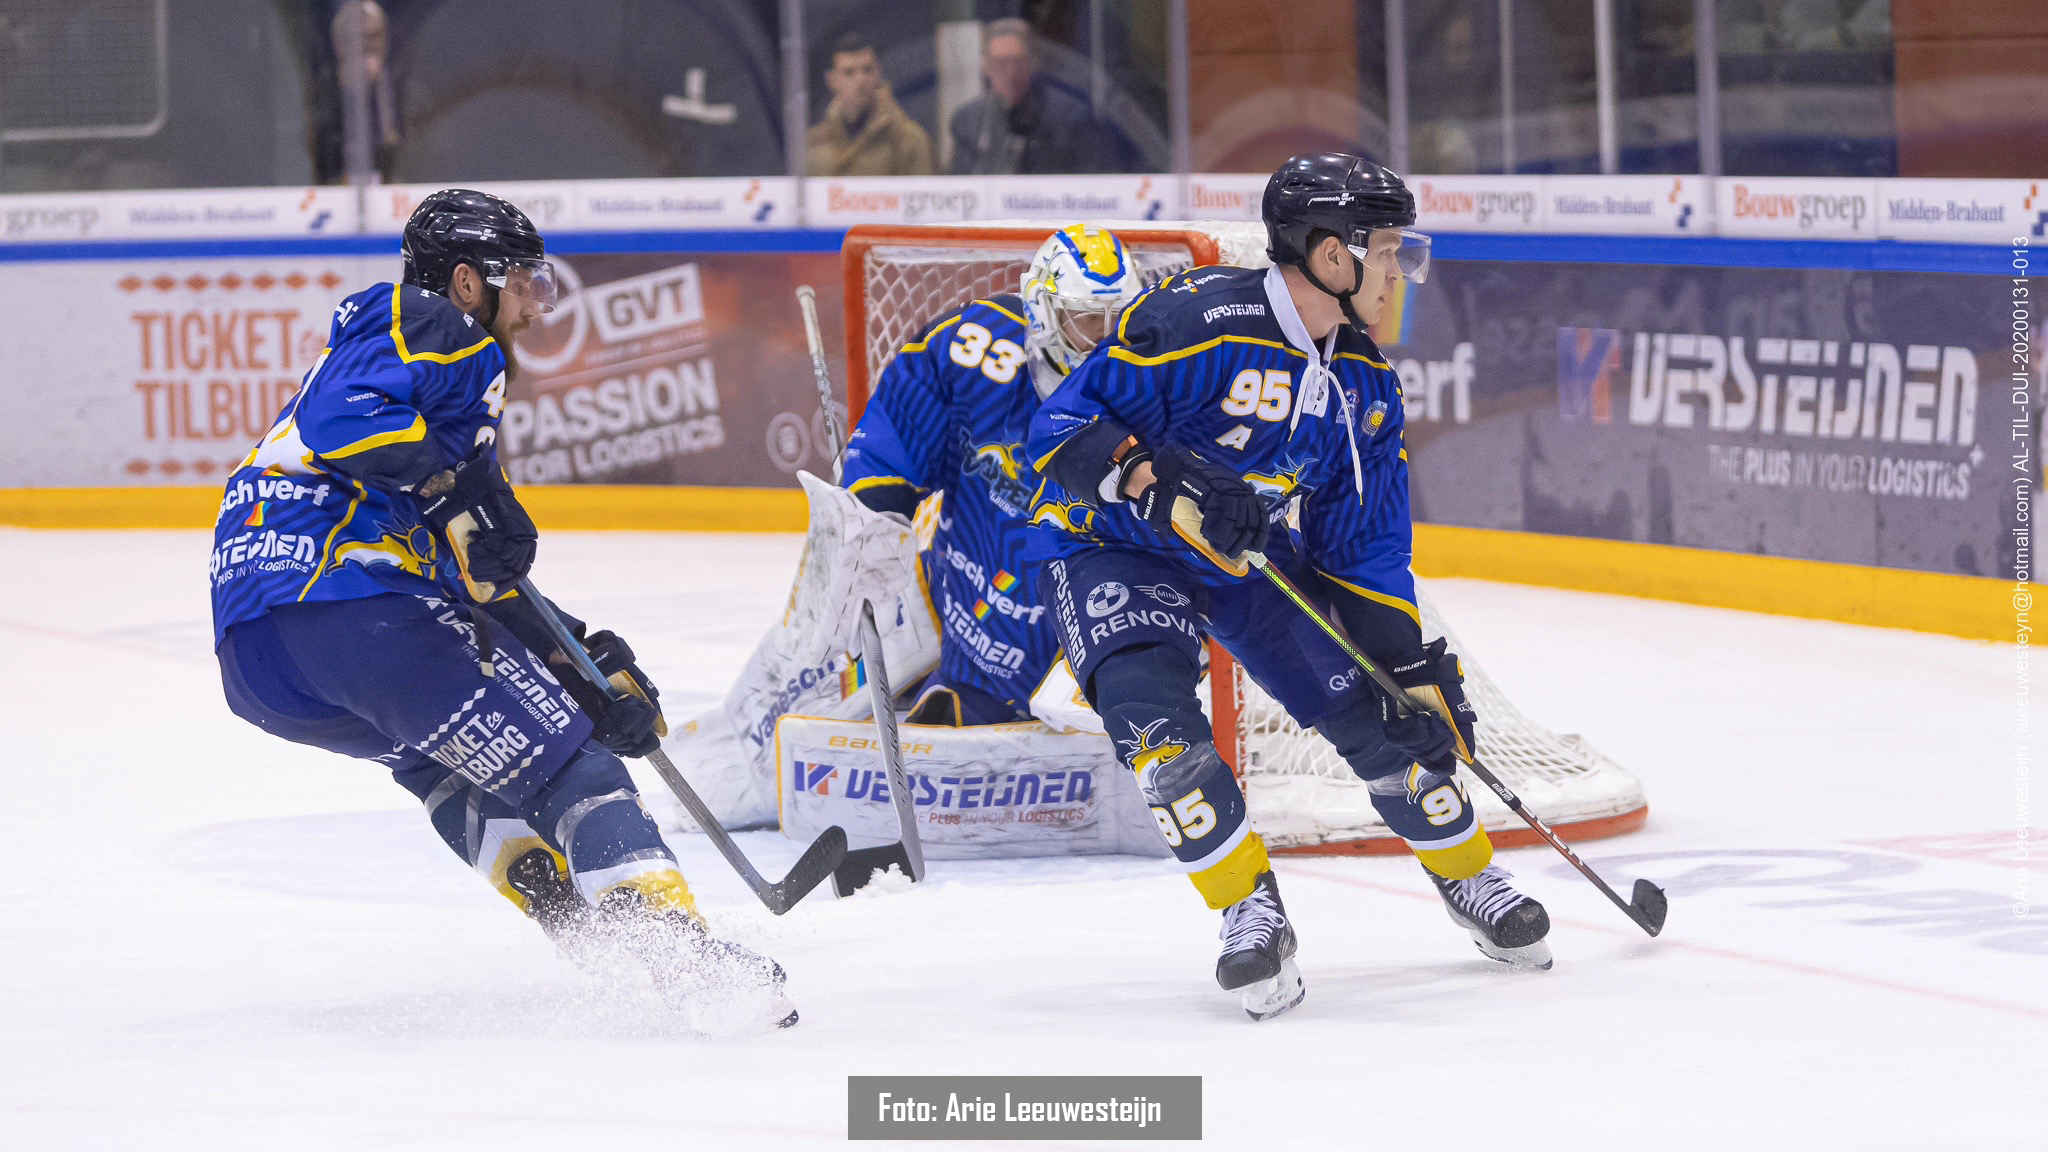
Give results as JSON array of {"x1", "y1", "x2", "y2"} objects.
[
  {"x1": 566, "y1": 630, "x2": 668, "y2": 759},
  {"x1": 418, "y1": 450, "x2": 538, "y2": 602},
  {"x1": 1134, "y1": 445, "x2": 1268, "y2": 575},
  {"x1": 1379, "y1": 638, "x2": 1477, "y2": 773}
]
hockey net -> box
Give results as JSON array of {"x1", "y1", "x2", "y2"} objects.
[{"x1": 840, "y1": 222, "x2": 1646, "y2": 854}]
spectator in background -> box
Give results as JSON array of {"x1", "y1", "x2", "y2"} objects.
[
  {"x1": 329, "y1": 0, "x2": 400, "y2": 181},
  {"x1": 806, "y1": 33, "x2": 933, "y2": 176},
  {"x1": 948, "y1": 18, "x2": 1102, "y2": 175}
]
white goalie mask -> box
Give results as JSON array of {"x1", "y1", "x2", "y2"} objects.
[{"x1": 1021, "y1": 225, "x2": 1145, "y2": 398}]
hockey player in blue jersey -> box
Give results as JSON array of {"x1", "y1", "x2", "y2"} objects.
[
  {"x1": 841, "y1": 224, "x2": 1143, "y2": 724},
  {"x1": 1027, "y1": 154, "x2": 1552, "y2": 1020},
  {"x1": 210, "y1": 189, "x2": 793, "y2": 1029}
]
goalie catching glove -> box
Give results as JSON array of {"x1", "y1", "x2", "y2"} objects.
[
  {"x1": 1378, "y1": 637, "x2": 1477, "y2": 774},
  {"x1": 418, "y1": 449, "x2": 538, "y2": 602}
]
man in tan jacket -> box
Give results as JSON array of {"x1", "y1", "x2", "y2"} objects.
[{"x1": 806, "y1": 34, "x2": 933, "y2": 177}]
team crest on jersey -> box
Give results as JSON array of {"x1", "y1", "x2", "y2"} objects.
[
  {"x1": 1361, "y1": 399, "x2": 1389, "y2": 437},
  {"x1": 335, "y1": 523, "x2": 438, "y2": 576},
  {"x1": 1138, "y1": 582, "x2": 1190, "y2": 608},
  {"x1": 1118, "y1": 718, "x2": 1189, "y2": 780},
  {"x1": 959, "y1": 434, "x2": 1033, "y2": 517},
  {"x1": 1243, "y1": 455, "x2": 1311, "y2": 501},
  {"x1": 1031, "y1": 499, "x2": 1096, "y2": 535}
]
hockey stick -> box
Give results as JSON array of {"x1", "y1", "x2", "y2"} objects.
[
  {"x1": 831, "y1": 599, "x2": 929, "y2": 896},
  {"x1": 794, "y1": 285, "x2": 845, "y2": 481},
  {"x1": 512, "y1": 577, "x2": 848, "y2": 916},
  {"x1": 1175, "y1": 507, "x2": 1667, "y2": 936}
]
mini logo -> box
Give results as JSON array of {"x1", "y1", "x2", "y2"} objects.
[
  {"x1": 1085, "y1": 581, "x2": 1129, "y2": 618},
  {"x1": 1138, "y1": 582, "x2": 1189, "y2": 608}
]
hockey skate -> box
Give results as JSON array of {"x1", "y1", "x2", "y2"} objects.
[
  {"x1": 595, "y1": 887, "x2": 800, "y2": 1033},
  {"x1": 1428, "y1": 863, "x2": 1553, "y2": 969},
  {"x1": 504, "y1": 847, "x2": 603, "y2": 966},
  {"x1": 1216, "y1": 871, "x2": 1305, "y2": 1021}
]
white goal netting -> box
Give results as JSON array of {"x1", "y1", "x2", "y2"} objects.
[{"x1": 844, "y1": 222, "x2": 1646, "y2": 852}]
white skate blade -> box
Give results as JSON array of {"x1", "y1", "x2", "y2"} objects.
[
  {"x1": 1239, "y1": 957, "x2": 1306, "y2": 1021},
  {"x1": 1465, "y1": 929, "x2": 1553, "y2": 970}
]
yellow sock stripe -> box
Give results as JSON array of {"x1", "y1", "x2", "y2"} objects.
[
  {"x1": 605, "y1": 867, "x2": 700, "y2": 920},
  {"x1": 1189, "y1": 831, "x2": 1272, "y2": 910},
  {"x1": 1412, "y1": 822, "x2": 1494, "y2": 881}
]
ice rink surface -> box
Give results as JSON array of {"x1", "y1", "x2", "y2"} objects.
[{"x1": 1, "y1": 528, "x2": 2039, "y2": 1151}]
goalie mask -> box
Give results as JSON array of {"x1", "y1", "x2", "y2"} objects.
[{"x1": 1021, "y1": 225, "x2": 1144, "y2": 398}]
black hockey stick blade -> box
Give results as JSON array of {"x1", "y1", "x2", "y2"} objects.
[
  {"x1": 831, "y1": 842, "x2": 917, "y2": 898},
  {"x1": 1630, "y1": 878, "x2": 1669, "y2": 936},
  {"x1": 760, "y1": 824, "x2": 850, "y2": 915}
]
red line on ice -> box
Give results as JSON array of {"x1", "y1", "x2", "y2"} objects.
[{"x1": 1289, "y1": 865, "x2": 2048, "y2": 1022}]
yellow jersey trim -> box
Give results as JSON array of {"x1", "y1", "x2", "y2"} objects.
[
  {"x1": 297, "y1": 483, "x2": 366, "y2": 600},
  {"x1": 1116, "y1": 284, "x2": 1161, "y2": 343},
  {"x1": 389, "y1": 284, "x2": 495, "y2": 365},
  {"x1": 972, "y1": 298, "x2": 1028, "y2": 327},
  {"x1": 848, "y1": 475, "x2": 916, "y2": 495},
  {"x1": 1108, "y1": 333, "x2": 1306, "y2": 367},
  {"x1": 899, "y1": 314, "x2": 963, "y2": 356},
  {"x1": 1316, "y1": 567, "x2": 1424, "y2": 627},
  {"x1": 1334, "y1": 350, "x2": 1395, "y2": 371},
  {"x1": 320, "y1": 412, "x2": 428, "y2": 459}
]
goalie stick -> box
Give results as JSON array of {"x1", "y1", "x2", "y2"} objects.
[
  {"x1": 1169, "y1": 503, "x2": 1668, "y2": 936},
  {"x1": 832, "y1": 598, "x2": 929, "y2": 896},
  {"x1": 795, "y1": 285, "x2": 845, "y2": 480},
  {"x1": 513, "y1": 577, "x2": 848, "y2": 915}
]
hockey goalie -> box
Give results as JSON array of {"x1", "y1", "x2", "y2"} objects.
[{"x1": 639, "y1": 225, "x2": 1168, "y2": 862}]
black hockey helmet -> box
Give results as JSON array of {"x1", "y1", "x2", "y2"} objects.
[
  {"x1": 1263, "y1": 152, "x2": 1430, "y2": 329},
  {"x1": 400, "y1": 188, "x2": 556, "y2": 312},
  {"x1": 1264, "y1": 153, "x2": 1416, "y2": 262}
]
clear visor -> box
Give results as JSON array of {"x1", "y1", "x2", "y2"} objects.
[
  {"x1": 486, "y1": 257, "x2": 559, "y2": 312},
  {"x1": 1346, "y1": 227, "x2": 1431, "y2": 285},
  {"x1": 1050, "y1": 296, "x2": 1120, "y2": 355}
]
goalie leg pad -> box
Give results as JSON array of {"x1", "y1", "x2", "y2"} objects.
[{"x1": 776, "y1": 715, "x2": 1167, "y2": 860}]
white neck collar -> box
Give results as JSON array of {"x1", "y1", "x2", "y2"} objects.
[{"x1": 1263, "y1": 264, "x2": 1330, "y2": 363}]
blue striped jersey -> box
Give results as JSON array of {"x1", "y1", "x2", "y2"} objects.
[
  {"x1": 842, "y1": 294, "x2": 1058, "y2": 710},
  {"x1": 209, "y1": 282, "x2": 508, "y2": 646},
  {"x1": 1025, "y1": 264, "x2": 1418, "y2": 625}
]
